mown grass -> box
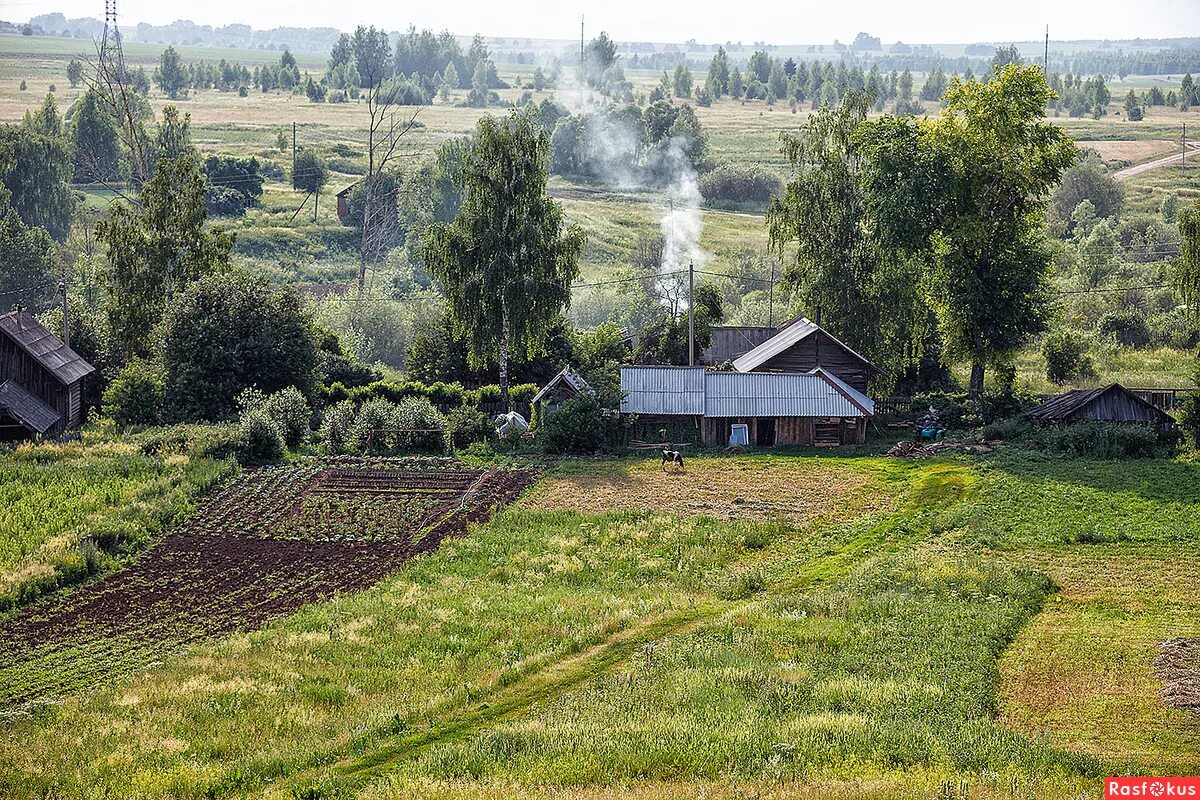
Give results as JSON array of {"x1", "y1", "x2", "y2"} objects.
[{"x1": 0, "y1": 434, "x2": 232, "y2": 611}]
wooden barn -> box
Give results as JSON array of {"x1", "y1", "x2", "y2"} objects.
[
  {"x1": 731, "y1": 317, "x2": 880, "y2": 394},
  {"x1": 1026, "y1": 383, "x2": 1175, "y2": 429},
  {"x1": 0, "y1": 309, "x2": 95, "y2": 439},
  {"x1": 700, "y1": 325, "x2": 778, "y2": 365},
  {"x1": 531, "y1": 367, "x2": 592, "y2": 417},
  {"x1": 620, "y1": 366, "x2": 874, "y2": 448}
]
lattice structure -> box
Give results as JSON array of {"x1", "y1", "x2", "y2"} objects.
[{"x1": 97, "y1": 0, "x2": 125, "y2": 84}]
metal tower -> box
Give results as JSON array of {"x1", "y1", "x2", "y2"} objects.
[{"x1": 97, "y1": 0, "x2": 125, "y2": 84}]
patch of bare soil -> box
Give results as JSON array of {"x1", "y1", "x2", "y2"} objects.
[
  {"x1": 525, "y1": 458, "x2": 873, "y2": 523},
  {"x1": 1157, "y1": 638, "x2": 1200, "y2": 713}
]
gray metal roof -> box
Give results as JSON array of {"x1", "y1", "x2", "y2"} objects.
[
  {"x1": 0, "y1": 311, "x2": 95, "y2": 385},
  {"x1": 0, "y1": 379, "x2": 62, "y2": 434},
  {"x1": 731, "y1": 317, "x2": 879, "y2": 375},
  {"x1": 620, "y1": 366, "x2": 872, "y2": 418},
  {"x1": 620, "y1": 366, "x2": 705, "y2": 415}
]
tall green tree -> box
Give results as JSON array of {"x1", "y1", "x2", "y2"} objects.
[
  {"x1": 422, "y1": 112, "x2": 585, "y2": 409},
  {"x1": 866, "y1": 65, "x2": 1076, "y2": 396},
  {"x1": 1176, "y1": 196, "x2": 1200, "y2": 315},
  {"x1": 99, "y1": 152, "x2": 234, "y2": 357},
  {"x1": 71, "y1": 88, "x2": 121, "y2": 184},
  {"x1": 706, "y1": 46, "x2": 729, "y2": 98},
  {"x1": 0, "y1": 184, "x2": 57, "y2": 310},
  {"x1": 0, "y1": 95, "x2": 76, "y2": 241},
  {"x1": 155, "y1": 46, "x2": 186, "y2": 100},
  {"x1": 766, "y1": 93, "x2": 928, "y2": 381}
]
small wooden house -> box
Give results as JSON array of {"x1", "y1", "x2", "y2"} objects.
[
  {"x1": 731, "y1": 317, "x2": 880, "y2": 394},
  {"x1": 1026, "y1": 383, "x2": 1175, "y2": 429},
  {"x1": 620, "y1": 366, "x2": 873, "y2": 448},
  {"x1": 0, "y1": 309, "x2": 95, "y2": 439},
  {"x1": 335, "y1": 181, "x2": 359, "y2": 223},
  {"x1": 531, "y1": 367, "x2": 592, "y2": 417}
]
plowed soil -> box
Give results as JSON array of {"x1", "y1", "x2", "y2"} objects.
[{"x1": 0, "y1": 459, "x2": 535, "y2": 708}]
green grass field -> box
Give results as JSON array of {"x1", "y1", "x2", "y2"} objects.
[{"x1": 0, "y1": 448, "x2": 1197, "y2": 799}]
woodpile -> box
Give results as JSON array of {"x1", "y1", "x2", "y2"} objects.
[{"x1": 885, "y1": 440, "x2": 1001, "y2": 458}]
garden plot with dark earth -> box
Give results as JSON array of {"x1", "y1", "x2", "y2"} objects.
[{"x1": 0, "y1": 459, "x2": 535, "y2": 708}]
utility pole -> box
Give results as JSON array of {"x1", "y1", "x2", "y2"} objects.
[
  {"x1": 292, "y1": 121, "x2": 297, "y2": 184},
  {"x1": 1184, "y1": 122, "x2": 1188, "y2": 176},
  {"x1": 580, "y1": 16, "x2": 585, "y2": 110},
  {"x1": 1044, "y1": 25, "x2": 1049, "y2": 75},
  {"x1": 688, "y1": 261, "x2": 695, "y2": 366},
  {"x1": 59, "y1": 280, "x2": 69, "y2": 348},
  {"x1": 768, "y1": 260, "x2": 776, "y2": 328}
]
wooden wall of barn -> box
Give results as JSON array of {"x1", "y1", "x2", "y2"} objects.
[
  {"x1": 0, "y1": 337, "x2": 73, "y2": 426},
  {"x1": 1072, "y1": 389, "x2": 1164, "y2": 424},
  {"x1": 702, "y1": 416, "x2": 865, "y2": 447},
  {"x1": 750, "y1": 332, "x2": 871, "y2": 393}
]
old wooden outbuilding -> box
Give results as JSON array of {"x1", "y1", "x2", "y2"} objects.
[
  {"x1": 731, "y1": 317, "x2": 880, "y2": 394},
  {"x1": 620, "y1": 366, "x2": 874, "y2": 447},
  {"x1": 531, "y1": 367, "x2": 592, "y2": 417},
  {"x1": 1026, "y1": 383, "x2": 1175, "y2": 429},
  {"x1": 0, "y1": 309, "x2": 95, "y2": 439}
]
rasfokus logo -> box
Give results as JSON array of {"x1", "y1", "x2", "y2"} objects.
[{"x1": 1107, "y1": 777, "x2": 1200, "y2": 798}]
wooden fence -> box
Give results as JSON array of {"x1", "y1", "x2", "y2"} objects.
[{"x1": 872, "y1": 388, "x2": 1195, "y2": 417}]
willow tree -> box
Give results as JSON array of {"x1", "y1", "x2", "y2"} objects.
[{"x1": 422, "y1": 112, "x2": 585, "y2": 410}]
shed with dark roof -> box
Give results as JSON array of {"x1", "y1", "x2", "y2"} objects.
[
  {"x1": 1026, "y1": 383, "x2": 1175, "y2": 428},
  {"x1": 0, "y1": 309, "x2": 95, "y2": 438}
]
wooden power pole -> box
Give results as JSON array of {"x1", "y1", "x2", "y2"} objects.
[{"x1": 688, "y1": 261, "x2": 695, "y2": 366}]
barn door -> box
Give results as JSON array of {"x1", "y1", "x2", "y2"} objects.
[{"x1": 755, "y1": 417, "x2": 776, "y2": 447}]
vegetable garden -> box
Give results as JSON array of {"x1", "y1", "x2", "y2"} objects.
[{"x1": 0, "y1": 458, "x2": 535, "y2": 709}]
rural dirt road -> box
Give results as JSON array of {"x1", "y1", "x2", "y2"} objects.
[{"x1": 1114, "y1": 140, "x2": 1200, "y2": 181}]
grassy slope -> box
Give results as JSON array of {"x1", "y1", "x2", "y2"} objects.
[
  {"x1": 0, "y1": 435, "x2": 231, "y2": 611},
  {"x1": 1, "y1": 450, "x2": 1197, "y2": 799}
]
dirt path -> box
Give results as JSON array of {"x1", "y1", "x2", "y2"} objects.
[
  {"x1": 1114, "y1": 141, "x2": 1200, "y2": 181},
  {"x1": 0, "y1": 461, "x2": 535, "y2": 709}
]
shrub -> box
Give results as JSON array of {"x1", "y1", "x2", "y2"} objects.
[
  {"x1": 264, "y1": 387, "x2": 312, "y2": 447},
  {"x1": 102, "y1": 360, "x2": 165, "y2": 428},
  {"x1": 1040, "y1": 422, "x2": 1167, "y2": 459},
  {"x1": 203, "y1": 185, "x2": 248, "y2": 217},
  {"x1": 1097, "y1": 310, "x2": 1150, "y2": 348},
  {"x1": 1042, "y1": 329, "x2": 1096, "y2": 384},
  {"x1": 318, "y1": 399, "x2": 357, "y2": 454},
  {"x1": 393, "y1": 397, "x2": 446, "y2": 452},
  {"x1": 350, "y1": 397, "x2": 398, "y2": 454},
  {"x1": 537, "y1": 395, "x2": 610, "y2": 454},
  {"x1": 699, "y1": 164, "x2": 781, "y2": 206},
  {"x1": 912, "y1": 390, "x2": 972, "y2": 430},
  {"x1": 137, "y1": 423, "x2": 240, "y2": 460},
  {"x1": 1179, "y1": 392, "x2": 1200, "y2": 450},
  {"x1": 446, "y1": 405, "x2": 491, "y2": 449},
  {"x1": 237, "y1": 409, "x2": 285, "y2": 464},
  {"x1": 981, "y1": 415, "x2": 1035, "y2": 442}
]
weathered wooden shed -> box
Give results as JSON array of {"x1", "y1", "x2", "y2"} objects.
[
  {"x1": 732, "y1": 317, "x2": 880, "y2": 394},
  {"x1": 1026, "y1": 383, "x2": 1175, "y2": 428},
  {"x1": 620, "y1": 366, "x2": 874, "y2": 447},
  {"x1": 531, "y1": 367, "x2": 592, "y2": 416},
  {"x1": 700, "y1": 325, "x2": 778, "y2": 365},
  {"x1": 0, "y1": 309, "x2": 95, "y2": 438}
]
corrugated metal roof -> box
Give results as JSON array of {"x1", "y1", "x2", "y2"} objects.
[
  {"x1": 704, "y1": 371, "x2": 866, "y2": 418},
  {"x1": 0, "y1": 312, "x2": 95, "y2": 385},
  {"x1": 620, "y1": 366, "x2": 871, "y2": 418},
  {"x1": 620, "y1": 366, "x2": 705, "y2": 415},
  {"x1": 731, "y1": 317, "x2": 879, "y2": 375},
  {"x1": 0, "y1": 379, "x2": 62, "y2": 434},
  {"x1": 811, "y1": 368, "x2": 875, "y2": 415}
]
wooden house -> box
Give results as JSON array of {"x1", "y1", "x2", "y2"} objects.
[
  {"x1": 531, "y1": 367, "x2": 592, "y2": 417},
  {"x1": 1026, "y1": 383, "x2": 1175, "y2": 429},
  {"x1": 335, "y1": 181, "x2": 359, "y2": 223},
  {"x1": 731, "y1": 317, "x2": 880, "y2": 394},
  {"x1": 620, "y1": 366, "x2": 873, "y2": 448},
  {"x1": 0, "y1": 309, "x2": 95, "y2": 439},
  {"x1": 700, "y1": 325, "x2": 778, "y2": 365}
]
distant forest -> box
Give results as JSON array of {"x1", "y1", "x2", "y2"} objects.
[{"x1": 4, "y1": 13, "x2": 1200, "y2": 78}]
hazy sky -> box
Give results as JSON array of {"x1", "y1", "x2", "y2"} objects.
[{"x1": 13, "y1": 0, "x2": 1200, "y2": 44}]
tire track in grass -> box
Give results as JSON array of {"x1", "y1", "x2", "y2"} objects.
[{"x1": 287, "y1": 464, "x2": 974, "y2": 794}]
